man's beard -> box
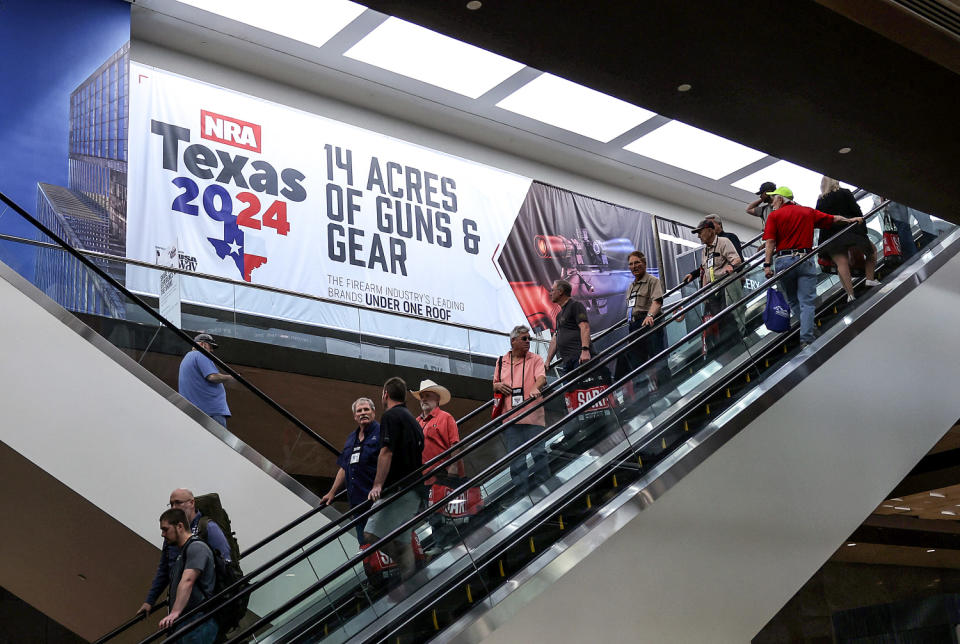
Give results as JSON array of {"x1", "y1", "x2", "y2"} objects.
[{"x1": 420, "y1": 401, "x2": 436, "y2": 414}]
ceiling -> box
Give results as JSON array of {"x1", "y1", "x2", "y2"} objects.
[
  {"x1": 348, "y1": 0, "x2": 959, "y2": 220},
  {"x1": 130, "y1": 0, "x2": 937, "y2": 232}
]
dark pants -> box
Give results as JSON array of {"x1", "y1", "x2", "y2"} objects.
[{"x1": 504, "y1": 423, "x2": 550, "y2": 496}]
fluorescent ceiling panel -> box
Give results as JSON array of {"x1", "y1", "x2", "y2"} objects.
[
  {"x1": 623, "y1": 121, "x2": 766, "y2": 180},
  {"x1": 496, "y1": 73, "x2": 657, "y2": 142},
  {"x1": 733, "y1": 161, "x2": 855, "y2": 208},
  {"x1": 344, "y1": 17, "x2": 525, "y2": 99},
  {"x1": 176, "y1": 0, "x2": 366, "y2": 48}
]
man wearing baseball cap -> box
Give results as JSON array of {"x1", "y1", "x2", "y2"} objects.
[
  {"x1": 178, "y1": 333, "x2": 234, "y2": 427},
  {"x1": 762, "y1": 187, "x2": 864, "y2": 346},
  {"x1": 746, "y1": 181, "x2": 777, "y2": 226}
]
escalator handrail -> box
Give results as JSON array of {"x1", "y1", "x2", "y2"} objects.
[
  {"x1": 0, "y1": 190, "x2": 340, "y2": 458},
  {"x1": 215, "y1": 202, "x2": 890, "y2": 644},
  {"x1": 150, "y1": 205, "x2": 884, "y2": 644},
  {"x1": 581, "y1": 228, "x2": 765, "y2": 351},
  {"x1": 143, "y1": 233, "x2": 772, "y2": 643},
  {"x1": 94, "y1": 224, "x2": 762, "y2": 644}
]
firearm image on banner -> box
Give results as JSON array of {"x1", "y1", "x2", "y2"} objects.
[
  {"x1": 127, "y1": 63, "x2": 534, "y2": 335},
  {"x1": 496, "y1": 182, "x2": 659, "y2": 335}
]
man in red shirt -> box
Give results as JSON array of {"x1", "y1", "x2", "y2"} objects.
[
  {"x1": 412, "y1": 379, "x2": 462, "y2": 484},
  {"x1": 762, "y1": 186, "x2": 863, "y2": 345},
  {"x1": 413, "y1": 379, "x2": 463, "y2": 554}
]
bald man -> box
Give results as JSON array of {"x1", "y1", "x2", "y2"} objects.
[{"x1": 137, "y1": 488, "x2": 232, "y2": 616}]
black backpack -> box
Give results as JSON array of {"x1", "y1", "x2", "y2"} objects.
[{"x1": 192, "y1": 494, "x2": 248, "y2": 640}]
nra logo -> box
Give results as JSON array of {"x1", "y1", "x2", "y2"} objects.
[{"x1": 200, "y1": 110, "x2": 261, "y2": 153}]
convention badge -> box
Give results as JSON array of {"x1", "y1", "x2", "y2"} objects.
[{"x1": 511, "y1": 387, "x2": 524, "y2": 406}]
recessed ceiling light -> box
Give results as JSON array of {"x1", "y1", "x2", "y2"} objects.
[
  {"x1": 941, "y1": 510, "x2": 956, "y2": 516},
  {"x1": 176, "y1": 0, "x2": 366, "y2": 49},
  {"x1": 891, "y1": 498, "x2": 903, "y2": 501},
  {"x1": 927, "y1": 549, "x2": 936, "y2": 553},
  {"x1": 624, "y1": 120, "x2": 766, "y2": 180},
  {"x1": 894, "y1": 506, "x2": 912, "y2": 511},
  {"x1": 733, "y1": 160, "x2": 856, "y2": 207},
  {"x1": 496, "y1": 73, "x2": 657, "y2": 142},
  {"x1": 677, "y1": 83, "x2": 692, "y2": 92},
  {"x1": 466, "y1": 0, "x2": 482, "y2": 9},
  {"x1": 846, "y1": 542, "x2": 856, "y2": 547},
  {"x1": 930, "y1": 492, "x2": 946, "y2": 498},
  {"x1": 345, "y1": 17, "x2": 525, "y2": 98},
  {"x1": 881, "y1": 504, "x2": 894, "y2": 508},
  {"x1": 838, "y1": 147, "x2": 852, "y2": 154}
]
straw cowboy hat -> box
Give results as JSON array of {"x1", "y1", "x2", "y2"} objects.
[{"x1": 411, "y1": 379, "x2": 451, "y2": 406}]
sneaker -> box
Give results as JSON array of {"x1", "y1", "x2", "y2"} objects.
[
  {"x1": 864, "y1": 279, "x2": 882, "y2": 287},
  {"x1": 846, "y1": 294, "x2": 856, "y2": 303}
]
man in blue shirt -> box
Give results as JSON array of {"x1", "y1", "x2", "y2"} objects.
[
  {"x1": 138, "y1": 488, "x2": 233, "y2": 617},
  {"x1": 178, "y1": 333, "x2": 233, "y2": 427},
  {"x1": 321, "y1": 397, "x2": 381, "y2": 541}
]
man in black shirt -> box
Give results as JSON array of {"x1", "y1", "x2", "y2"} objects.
[
  {"x1": 365, "y1": 377, "x2": 424, "y2": 579},
  {"x1": 545, "y1": 279, "x2": 591, "y2": 374}
]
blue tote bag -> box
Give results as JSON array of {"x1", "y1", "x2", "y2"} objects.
[{"x1": 763, "y1": 288, "x2": 791, "y2": 332}]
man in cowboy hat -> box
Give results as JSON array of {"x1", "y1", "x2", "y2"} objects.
[
  {"x1": 412, "y1": 379, "x2": 462, "y2": 485},
  {"x1": 412, "y1": 379, "x2": 463, "y2": 553}
]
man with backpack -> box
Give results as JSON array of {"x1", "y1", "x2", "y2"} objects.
[
  {"x1": 156, "y1": 508, "x2": 219, "y2": 644},
  {"x1": 364, "y1": 377, "x2": 425, "y2": 581},
  {"x1": 138, "y1": 489, "x2": 233, "y2": 616}
]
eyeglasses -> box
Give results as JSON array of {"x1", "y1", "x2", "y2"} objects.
[
  {"x1": 517, "y1": 336, "x2": 531, "y2": 341},
  {"x1": 168, "y1": 499, "x2": 192, "y2": 507}
]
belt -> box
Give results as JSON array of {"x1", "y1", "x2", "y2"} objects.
[{"x1": 775, "y1": 248, "x2": 811, "y2": 257}]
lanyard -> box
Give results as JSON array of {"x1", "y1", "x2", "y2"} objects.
[{"x1": 509, "y1": 351, "x2": 526, "y2": 395}]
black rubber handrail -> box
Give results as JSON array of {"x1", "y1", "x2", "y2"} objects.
[
  {"x1": 172, "y1": 205, "x2": 882, "y2": 644},
  {"x1": 212, "y1": 204, "x2": 888, "y2": 644},
  {"x1": 0, "y1": 190, "x2": 340, "y2": 457},
  {"x1": 139, "y1": 237, "x2": 766, "y2": 643},
  {"x1": 148, "y1": 206, "x2": 874, "y2": 644}
]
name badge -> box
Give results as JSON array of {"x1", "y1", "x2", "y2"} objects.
[
  {"x1": 511, "y1": 387, "x2": 524, "y2": 406},
  {"x1": 350, "y1": 445, "x2": 361, "y2": 464},
  {"x1": 628, "y1": 296, "x2": 637, "y2": 308}
]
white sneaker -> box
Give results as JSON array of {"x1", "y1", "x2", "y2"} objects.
[
  {"x1": 846, "y1": 294, "x2": 856, "y2": 303},
  {"x1": 864, "y1": 279, "x2": 881, "y2": 287}
]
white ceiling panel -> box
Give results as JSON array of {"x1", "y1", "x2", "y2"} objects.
[
  {"x1": 623, "y1": 121, "x2": 767, "y2": 180},
  {"x1": 344, "y1": 17, "x2": 525, "y2": 98},
  {"x1": 496, "y1": 73, "x2": 657, "y2": 143}
]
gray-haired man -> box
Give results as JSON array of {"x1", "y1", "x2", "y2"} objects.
[{"x1": 321, "y1": 397, "x2": 381, "y2": 541}]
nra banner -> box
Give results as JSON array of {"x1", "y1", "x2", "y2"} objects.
[{"x1": 127, "y1": 63, "x2": 534, "y2": 333}]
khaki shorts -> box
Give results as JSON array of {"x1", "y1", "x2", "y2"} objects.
[{"x1": 364, "y1": 490, "x2": 421, "y2": 542}]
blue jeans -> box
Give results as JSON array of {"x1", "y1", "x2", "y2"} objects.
[
  {"x1": 504, "y1": 424, "x2": 550, "y2": 496},
  {"x1": 210, "y1": 415, "x2": 228, "y2": 428},
  {"x1": 171, "y1": 611, "x2": 218, "y2": 644},
  {"x1": 894, "y1": 218, "x2": 918, "y2": 260},
  {"x1": 774, "y1": 255, "x2": 818, "y2": 344}
]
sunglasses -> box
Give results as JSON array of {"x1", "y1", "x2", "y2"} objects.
[{"x1": 517, "y1": 336, "x2": 531, "y2": 341}]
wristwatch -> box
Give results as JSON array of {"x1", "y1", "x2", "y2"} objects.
[
  {"x1": 763, "y1": 262, "x2": 772, "y2": 268},
  {"x1": 581, "y1": 346, "x2": 590, "y2": 351}
]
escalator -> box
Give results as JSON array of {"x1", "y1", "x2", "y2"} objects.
[
  {"x1": 122, "y1": 203, "x2": 960, "y2": 643},
  {"x1": 0, "y1": 190, "x2": 347, "y2": 641}
]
